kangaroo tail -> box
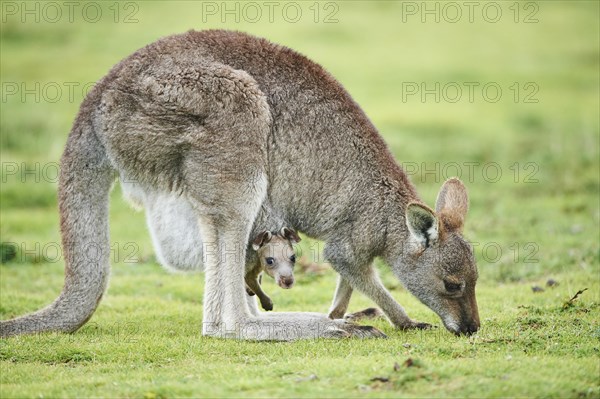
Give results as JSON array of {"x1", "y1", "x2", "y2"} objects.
[{"x1": 1, "y1": 120, "x2": 114, "y2": 337}]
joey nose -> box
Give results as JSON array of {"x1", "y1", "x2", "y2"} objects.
[{"x1": 278, "y1": 276, "x2": 294, "y2": 289}]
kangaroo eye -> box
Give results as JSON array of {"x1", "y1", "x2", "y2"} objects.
[
  {"x1": 290, "y1": 255, "x2": 296, "y2": 263},
  {"x1": 265, "y1": 257, "x2": 274, "y2": 265},
  {"x1": 444, "y1": 281, "x2": 462, "y2": 293}
]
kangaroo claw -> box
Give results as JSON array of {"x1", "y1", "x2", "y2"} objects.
[
  {"x1": 322, "y1": 326, "x2": 352, "y2": 338},
  {"x1": 347, "y1": 324, "x2": 388, "y2": 338},
  {"x1": 332, "y1": 319, "x2": 387, "y2": 338},
  {"x1": 401, "y1": 321, "x2": 434, "y2": 330}
]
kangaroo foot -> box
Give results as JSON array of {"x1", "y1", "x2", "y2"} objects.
[{"x1": 203, "y1": 312, "x2": 387, "y2": 340}]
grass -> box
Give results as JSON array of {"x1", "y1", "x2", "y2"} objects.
[{"x1": 1, "y1": 1, "x2": 599, "y2": 398}]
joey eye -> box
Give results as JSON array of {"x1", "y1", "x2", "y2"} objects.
[
  {"x1": 444, "y1": 281, "x2": 462, "y2": 293},
  {"x1": 290, "y1": 255, "x2": 296, "y2": 263},
  {"x1": 265, "y1": 257, "x2": 275, "y2": 266}
]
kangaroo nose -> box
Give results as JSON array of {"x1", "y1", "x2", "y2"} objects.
[{"x1": 463, "y1": 321, "x2": 479, "y2": 336}]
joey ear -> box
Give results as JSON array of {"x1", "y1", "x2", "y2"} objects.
[
  {"x1": 252, "y1": 231, "x2": 272, "y2": 251},
  {"x1": 280, "y1": 227, "x2": 301, "y2": 244},
  {"x1": 406, "y1": 203, "x2": 439, "y2": 247},
  {"x1": 435, "y1": 178, "x2": 469, "y2": 232}
]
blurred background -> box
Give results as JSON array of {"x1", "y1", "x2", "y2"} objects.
[{"x1": 1, "y1": 1, "x2": 598, "y2": 309}]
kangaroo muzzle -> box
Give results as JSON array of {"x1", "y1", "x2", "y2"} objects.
[{"x1": 456, "y1": 294, "x2": 480, "y2": 336}]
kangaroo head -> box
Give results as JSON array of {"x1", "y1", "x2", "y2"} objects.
[
  {"x1": 398, "y1": 178, "x2": 480, "y2": 335},
  {"x1": 252, "y1": 227, "x2": 301, "y2": 289}
]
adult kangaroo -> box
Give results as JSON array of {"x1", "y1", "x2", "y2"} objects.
[{"x1": 0, "y1": 30, "x2": 480, "y2": 339}]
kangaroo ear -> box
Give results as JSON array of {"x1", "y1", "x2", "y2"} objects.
[
  {"x1": 252, "y1": 231, "x2": 273, "y2": 251},
  {"x1": 280, "y1": 227, "x2": 301, "y2": 244},
  {"x1": 406, "y1": 203, "x2": 439, "y2": 247},
  {"x1": 435, "y1": 178, "x2": 469, "y2": 232}
]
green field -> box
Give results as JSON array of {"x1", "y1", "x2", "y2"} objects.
[{"x1": 1, "y1": 1, "x2": 599, "y2": 398}]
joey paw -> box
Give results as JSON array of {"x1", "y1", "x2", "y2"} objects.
[{"x1": 261, "y1": 301, "x2": 273, "y2": 311}]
